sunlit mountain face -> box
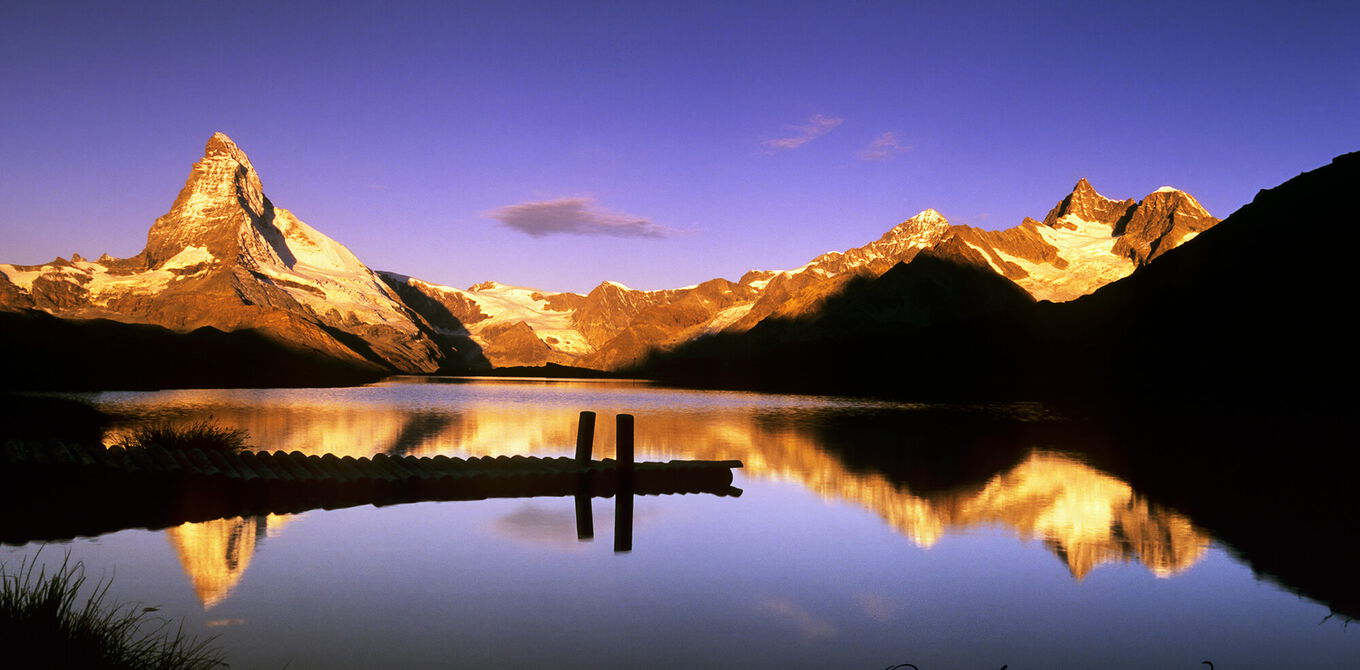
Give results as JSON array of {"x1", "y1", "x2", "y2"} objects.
[{"x1": 125, "y1": 385, "x2": 1207, "y2": 608}]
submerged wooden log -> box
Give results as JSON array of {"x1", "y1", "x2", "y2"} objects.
[{"x1": 0, "y1": 440, "x2": 742, "y2": 545}]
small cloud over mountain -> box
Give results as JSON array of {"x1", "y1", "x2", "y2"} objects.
[
  {"x1": 762, "y1": 114, "x2": 844, "y2": 152},
  {"x1": 858, "y1": 132, "x2": 910, "y2": 161},
  {"x1": 488, "y1": 197, "x2": 671, "y2": 238}
]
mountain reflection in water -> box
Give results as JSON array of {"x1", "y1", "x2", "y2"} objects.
[
  {"x1": 125, "y1": 387, "x2": 1207, "y2": 609},
  {"x1": 166, "y1": 514, "x2": 294, "y2": 608}
]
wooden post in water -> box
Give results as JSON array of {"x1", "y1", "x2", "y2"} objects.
[
  {"x1": 615, "y1": 413, "x2": 634, "y2": 489},
  {"x1": 614, "y1": 413, "x2": 635, "y2": 553},
  {"x1": 574, "y1": 411, "x2": 596, "y2": 466},
  {"x1": 575, "y1": 411, "x2": 596, "y2": 540}
]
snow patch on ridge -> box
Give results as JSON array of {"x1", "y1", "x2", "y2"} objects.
[
  {"x1": 702, "y1": 302, "x2": 757, "y2": 333},
  {"x1": 85, "y1": 267, "x2": 174, "y2": 300},
  {"x1": 0, "y1": 265, "x2": 43, "y2": 290},
  {"x1": 243, "y1": 207, "x2": 421, "y2": 329},
  {"x1": 467, "y1": 284, "x2": 590, "y2": 354},
  {"x1": 419, "y1": 279, "x2": 594, "y2": 356},
  {"x1": 160, "y1": 245, "x2": 215, "y2": 270},
  {"x1": 1011, "y1": 214, "x2": 1137, "y2": 302},
  {"x1": 0, "y1": 253, "x2": 214, "y2": 305},
  {"x1": 961, "y1": 241, "x2": 1004, "y2": 274}
]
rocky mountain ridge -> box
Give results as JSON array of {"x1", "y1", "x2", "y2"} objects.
[
  {"x1": 387, "y1": 177, "x2": 1217, "y2": 368},
  {"x1": 0, "y1": 133, "x2": 1218, "y2": 372}
]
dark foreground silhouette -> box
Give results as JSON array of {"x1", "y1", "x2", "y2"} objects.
[
  {"x1": 0, "y1": 310, "x2": 384, "y2": 391},
  {"x1": 1, "y1": 553, "x2": 227, "y2": 669}
]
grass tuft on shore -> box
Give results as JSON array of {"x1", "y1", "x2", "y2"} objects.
[
  {"x1": 113, "y1": 420, "x2": 249, "y2": 452},
  {"x1": 0, "y1": 552, "x2": 227, "y2": 669}
]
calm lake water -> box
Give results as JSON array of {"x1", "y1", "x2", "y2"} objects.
[{"x1": 4, "y1": 377, "x2": 1356, "y2": 669}]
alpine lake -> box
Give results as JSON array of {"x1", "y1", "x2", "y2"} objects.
[{"x1": 4, "y1": 377, "x2": 1356, "y2": 669}]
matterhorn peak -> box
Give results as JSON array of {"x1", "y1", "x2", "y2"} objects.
[
  {"x1": 141, "y1": 132, "x2": 272, "y2": 268},
  {"x1": 200, "y1": 133, "x2": 262, "y2": 191},
  {"x1": 205, "y1": 132, "x2": 246, "y2": 159}
]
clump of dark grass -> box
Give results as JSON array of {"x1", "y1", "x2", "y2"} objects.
[
  {"x1": 113, "y1": 420, "x2": 249, "y2": 452},
  {"x1": 0, "y1": 552, "x2": 228, "y2": 669}
]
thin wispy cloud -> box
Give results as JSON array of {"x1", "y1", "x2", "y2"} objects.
[
  {"x1": 762, "y1": 114, "x2": 844, "y2": 152},
  {"x1": 487, "y1": 197, "x2": 672, "y2": 238},
  {"x1": 858, "y1": 132, "x2": 910, "y2": 161}
]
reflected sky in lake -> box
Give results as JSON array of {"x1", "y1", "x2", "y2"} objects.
[{"x1": 5, "y1": 379, "x2": 1356, "y2": 668}]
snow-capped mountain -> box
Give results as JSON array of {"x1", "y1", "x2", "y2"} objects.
[
  {"x1": 0, "y1": 133, "x2": 1219, "y2": 373},
  {"x1": 0, "y1": 133, "x2": 444, "y2": 371}
]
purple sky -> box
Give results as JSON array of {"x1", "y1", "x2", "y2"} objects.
[{"x1": 2, "y1": 1, "x2": 1357, "y2": 293}]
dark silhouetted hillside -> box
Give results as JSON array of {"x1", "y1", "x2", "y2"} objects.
[
  {"x1": 1025, "y1": 151, "x2": 1360, "y2": 409},
  {"x1": 0, "y1": 309, "x2": 385, "y2": 391},
  {"x1": 634, "y1": 246, "x2": 1040, "y2": 399}
]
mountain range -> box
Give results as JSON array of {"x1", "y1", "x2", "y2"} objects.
[
  {"x1": 0, "y1": 132, "x2": 1219, "y2": 378},
  {"x1": 640, "y1": 149, "x2": 1359, "y2": 410}
]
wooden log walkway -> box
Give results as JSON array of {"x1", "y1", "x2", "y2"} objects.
[{"x1": 0, "y1": 436, "x2": 742, "y2": 545}]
